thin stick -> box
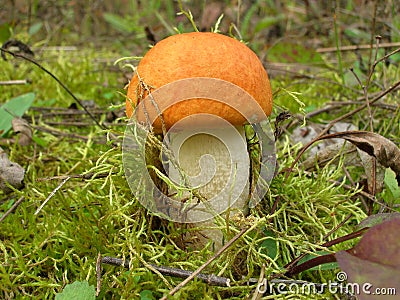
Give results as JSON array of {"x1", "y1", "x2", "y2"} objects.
[
  {"x1": 101, "y1": 255, "x2": 332, "y2": 291},
  {"x1": 322, "y1": 213, "x2": 352, "y2": 240},
  {"x1": 34, "y1": 176, "x2": 70, "y2": 215},
  {"x1": 367, "y1": 0, "x2": 378, "y2": 72},
  {"x1": 96, "y1": 253, "x2": 102, "y2": 297},
  {"x1": 316, "y1": 42, "x2": 400, "y2": 53},
  {"x1": 316, "y1": 79, "x2": 400, "y2": 139},
  {"x1": 349, "y1": 36, "x2": 378, "y2": 196},
  {"x1": 0, "y1": 80, "x2": 30, "y2": 85},
  {"x1": 0, "y1": 47, "x2": 106, "y2": 130},
  {"x1": 101, "y1": 256, "x2": 230, "y2": 286},
  {"x1": 251, "y1": 264, "x2": 265, "y2": 300},
  {"x1": 281, "y1": 228, "x2": 367, "y2": 277},
  {"x1": 36, "y1": 172, "x2": 111, "y2": 182},
  {"x1": 161, "y1": 226, "x2": 249, "y2": 299},
  {"x1": 0, "y1": 196, "x2": 25, "y2": 222}
]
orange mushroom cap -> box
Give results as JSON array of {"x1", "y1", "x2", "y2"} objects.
[{"x1": 126, "y1": 32, "x2": 272, "y2": 130}]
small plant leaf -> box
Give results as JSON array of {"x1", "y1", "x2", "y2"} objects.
[
  {"x1": 344, "y1": 27, "x2": 371, "y2": 42},
  {"x1": 297, "y1": 251, "x2": 339, "y2": 271},
  {"x1": 140, "y1": 290, "x2": 155, "y2": 300},
  {"x1": 267, "y1": 43, "x2": 325, "y2": 64},
  {"x1": 28, "y1": 22, "x2": 43, "y2": 36},
  {"x1": 55, "y1": 281, "x2": 96, "y2": 300},
  {"x1": 0, "y1": 23, "x2": 11, "y2": 43},
  {"x1": 260, "y1": 229, "x2": 278, "y2": 259},
  {"x1": 254, "y1": 15, "x2": 285, "y2": 33},
  {"x1": 103, "y1": 13, "x2": 135, "y2": 33},
  {"x1": 0, "y1": 92, "x2": 35, "y2": 137},
  {"x1": 384, "y1": 169, "x2": 400, "y2": 201}
]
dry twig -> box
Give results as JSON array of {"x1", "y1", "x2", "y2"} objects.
[
  {"x1": 0, "y1": 196, "x2": 25, "y2": 222},
  {"x1": 34, "y1": 176, "x2": 70, "y2": 215},
  {"x1": 161, "y1": 226, "x2": 249, "y2": 299},
  {"x1": 101, "y1": 256, "x2": 230, "y2": 287}
]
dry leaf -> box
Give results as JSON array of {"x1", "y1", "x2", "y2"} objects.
[
  {"x1": 291, "y1": 122, "x2": 357, "y2": 156},
  {"x1": 301, "y1": 142, "x2": 359, "y2": 170},
  {"x1": 357, "y1": 147, "x2": 386, "y2": 193},
  {"x1": 0, "y1": 147, "x2": 25, "y2": 193},
  {"x1": 12, "y1": 117, "x2": 32, "y2": 146},
  {"x1": 293, "y1": 126, "x2": 398, "y2": 192},
  {"x1": 317, "y1": 131, "x2": 400, "y2": 185}
]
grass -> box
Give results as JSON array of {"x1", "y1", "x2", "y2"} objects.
[{"x1": 1, "y1": 1, "x2": 400, "y2": 299}]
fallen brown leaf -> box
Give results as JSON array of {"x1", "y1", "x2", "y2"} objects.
[
  {"x1": 0, "y1": 147, "x2": 25, "y2": 193},
  {"x1": 318, "y1": 131, "x2": 400, "y2": 185},
  {"x1": 12, "y1": 117, "x2": 32, "y2": 146}
]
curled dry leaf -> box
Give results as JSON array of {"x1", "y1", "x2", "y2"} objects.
[
  {"x1": 301, "y1": 142, "x2": 359, "y2": 170},
  {"x1": 0, "y1": 147, "x2": 25, "y2": 193},
  {"x1": 12, "y1": 117, "x2": 32, "y2": 146},
  {"x1": 357, "y1": 147, "x2": 386, "y2": 194},
  {"x1": 292, "y1": 123, "x2": 387, "y2": 192},
  {"x1": 1, "y1": 39, "x2": 35, "y2": 61},
  {"x1": 317, "y1": 131, "x2": 400, "y2": 185},
  {"x1": 291, "y1": 122, "x2": 357, "y2": 157}
]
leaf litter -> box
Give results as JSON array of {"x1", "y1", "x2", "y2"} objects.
[{"x1": 0, "y1": 147, "x2": 25, "y2": 194}]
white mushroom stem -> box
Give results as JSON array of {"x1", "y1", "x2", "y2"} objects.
[{"x1": 166, "y1": 125, "x2": 250, "y2": 249}]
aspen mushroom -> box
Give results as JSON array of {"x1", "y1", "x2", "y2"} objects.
[{"x1": 125, "y1": 32, "x2": 273, "y2": 249}]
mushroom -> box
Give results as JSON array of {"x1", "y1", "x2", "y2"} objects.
[{"x1": 125, "y1": 32, "x2": 273, "y2": 249}]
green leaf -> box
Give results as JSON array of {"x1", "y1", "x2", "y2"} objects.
[
  {"x1": 133, "y1": 275, "x2": 141, "y2": 284},
  {"x1": 28, "y1": 22, "x2": 43, "y2": 36},
  {"x1": 298, "y1": 251, "x2": 339, "y2": 271},
  {"x1": 260, "y1": 229, "x2": 278, "y2": 259},
  {"x1": 103, "y1": 13, "x2": 134, "y2": 33},
  {"x1": 32, "y1": 135, "x2": 48, "y2": 147},
  {"x1": 102, "y1": 91, "x2": 115, "y2": 100},
  {"x1": 55, "y1": 281, "x2": 96, "y2": 300},
  {"x1": 267, "y1": 43, "x2": 325, "y2": 64},
  {"x1": 140, "y1": 290, "x2": 155, "y2": 300},
  {"x1": 0, "y1": 93, "x2": 35, "y2": 136},
  {"x1": 254, "y1": 15, "x2": 285, "y2": 33},
  {"x1": 344, "y1": 27, "x2": 370, "y2": 42},
  {"x1": 0, "y1": 23, "x2": 11, "y2": 43},
  {"x1": 385, "y1": 169, "x2": 400, "y2": 200}
]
